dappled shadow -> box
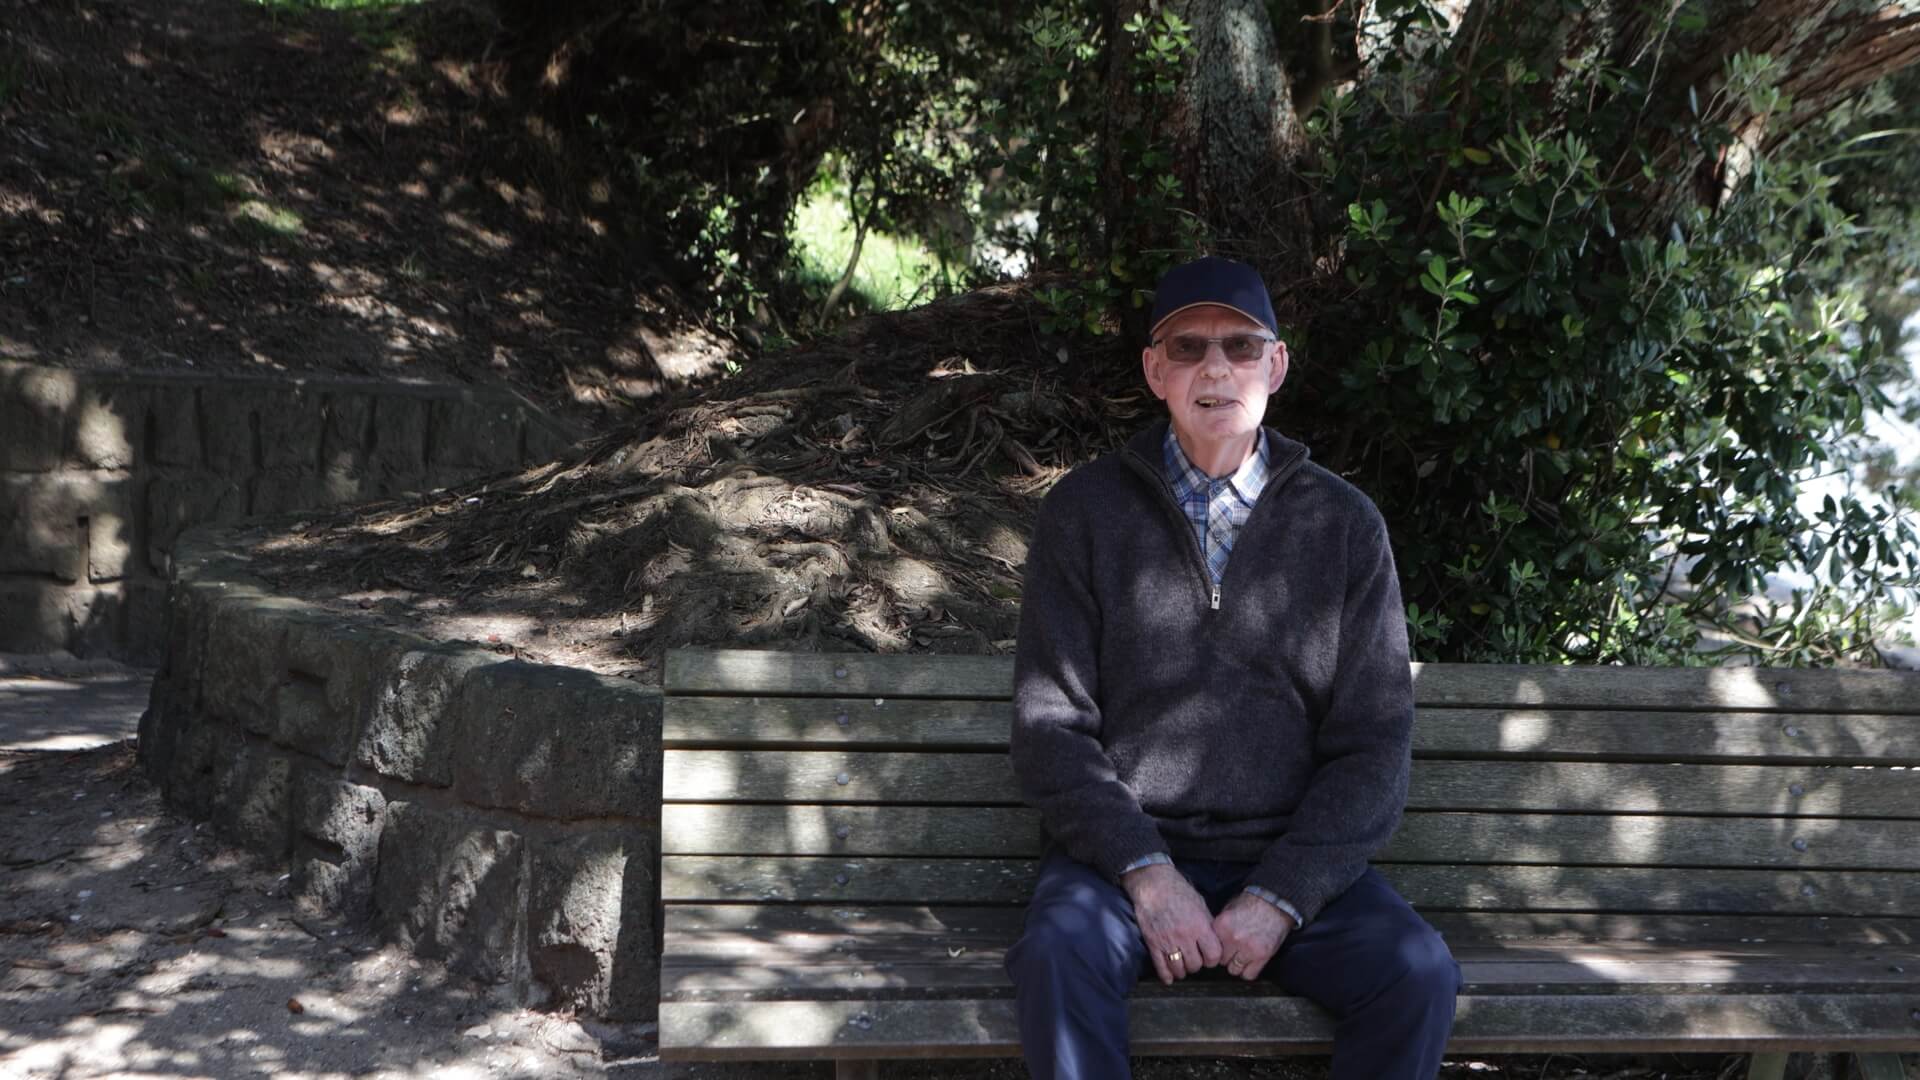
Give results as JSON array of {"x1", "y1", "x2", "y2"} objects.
[
  {"x1": 0, "y1": 742, "x2": 583, "y2": 1078},
  {"x1": 0, "y1": 0, "x2": 727, "y2": 417},
  {"x1": 236, "y1": 283, "x2": 1119, "y2": 682}
]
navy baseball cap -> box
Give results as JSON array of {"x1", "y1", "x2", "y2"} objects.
[{"x1": 1147, "y1": 256, "x2": 1278, "y2": 339}]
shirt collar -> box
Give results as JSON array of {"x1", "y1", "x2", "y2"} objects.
[{"x1": 1163, "y1": 426, "x2": 1271, "y2": 502}]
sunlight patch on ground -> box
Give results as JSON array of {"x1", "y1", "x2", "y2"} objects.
[
  {"x1": 439, "y1": 210, "x2": 512, "y2": 251},
  {"x1": 233, "y1": 199, "x2": 305, "y2": 237}
]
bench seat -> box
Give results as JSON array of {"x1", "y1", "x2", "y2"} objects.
[{"x1": 659, "y1": 649, "x2": 1920, "y2": 1075}]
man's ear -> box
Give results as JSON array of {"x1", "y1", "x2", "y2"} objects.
[
  {"x1": 1143, "y1": 345, "x2": 1168, "y2": 401},
  {"x1": 1268, "y1": 341, "x2": 1290, "y2": 393}
]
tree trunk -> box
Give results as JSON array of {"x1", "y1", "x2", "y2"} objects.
[
  {"x1": 1447, "y1": 0, "x2": 1920, "y2": 215},
  {"x1": 1105, "y1": 0, "x2": 1309, "y2": 252}
]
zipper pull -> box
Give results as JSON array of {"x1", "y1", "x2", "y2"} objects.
[{"x1": 1210, "y1": 584, "x2": 1221, "y2": 610}]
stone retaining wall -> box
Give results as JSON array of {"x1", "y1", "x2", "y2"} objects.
[
  {"x1": 1, "y1": 362, "x2": 577, "y2": 662},
  {"x1": 139, "y1": 527, "x2": 662, "y2": 1019}
]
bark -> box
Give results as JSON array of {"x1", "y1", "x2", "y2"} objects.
[
  {"x1": 1446, "y1": 0, "x2": 1920, "y2": 215},
  {"x1": 1104, "y1": 0, "x2": 1310, "y2": 252}
]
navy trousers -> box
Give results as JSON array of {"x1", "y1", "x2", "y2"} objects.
[{"x1": 1005, "y1": 851, "x2": 1460, "y2": 1080}]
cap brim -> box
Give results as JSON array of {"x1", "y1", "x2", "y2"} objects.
[{"x1": 1148, "y1": 302, "x2": 1276, "y2": 340}]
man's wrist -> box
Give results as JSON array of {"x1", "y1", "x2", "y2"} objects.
[
  {"x1": 1241, "y1": 885, "x2": 1304, "y2": 926},
  {"x1": 1120, "y1": 852, "x2": 1174, "y2": 875}
]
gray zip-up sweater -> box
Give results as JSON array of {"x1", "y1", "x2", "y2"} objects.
[{"x1": 1010, "y1": 421, "x2": 1413, "y2": 924}]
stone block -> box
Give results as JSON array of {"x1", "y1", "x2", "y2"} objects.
[
  {"x1": 528, "y1": 829, "x2": 658, "y2": 1019},
  {"x1": 0, "y1": 365, "x2": 76, "y2": 472},
  {"x1": 0, "y1": 475, "x2": 128, "y2": 584},
  {"x1": 0, "y1": 476, "x2": 84, "y2": 582},
  {"x1": 139, "y1": 580, "x2": 221, "y2": 777},
  {"x1": 210, "y1": 740, "x2": 293, "y2": 858},
  {"x1": 321, "y1": 392, "x2": 374, "y2": 459},
  {"x1": 373, "y1": 801, "x2": 528, "y2": 990},
  {"x1": 356, "y1": 641, "x2": 499, "y2": 787},
  {"x1": 370, "y1": 395, "x2": 429, "y2": 490},
  {"x1": 249, "y1": 469, "x2": 330, "y2": 518},
  {"x1": 161, "y1": 718, "x2": 223, "y2": 819},
  {"x1": 122, "y1": 580, "x2": 170, "y2": 665},
  {"x1": 70, "y1": 381, "x2": 146, "y2": 471},
  {"x1": 146, "y1": 473, "x2": 247, "y2": 573},
  {"x1": 0, "y1": 581, "x2": 71, "y2": 653},
  {"x1": 320, "y1": 392, "x2": 375, "y2": 504},
  {"x1": 273, "y1": 621, "x2": 390, "y2": 766},
  {"x1": 201, "y1": 595, "x2": 301, "y2": 736},
  {"x1": 199, "y1": 390, "x2": 257, "y2": 474},
  {"x1": 256, "y1": 386, "x2": 325, "y2": 471},
  {"x1": 452, "y1": 662, "x2": 663, "y2": 821},
  {"x1": 291, "y1": 768, "x2": 388, "y2": 921},
  {"x1": 152, "y1": 579, "x2": 219, "y2": 714},
  {"x1": 429, "y1": 396, "x2": 521, "y2": 474},
  {"x1": 149, "y1": 386, "x2": 201, "y2": 468},
  {"x1": 67, "y1": 585, "x2": 123, "y2": 658}
]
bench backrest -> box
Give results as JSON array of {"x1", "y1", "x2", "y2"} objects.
[{"x1": 662, "y1": 650, "x2": 1920, "y2": 945}]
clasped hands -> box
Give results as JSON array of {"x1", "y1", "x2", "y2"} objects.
[{"x1": 1121, "y1": 862, "x2": 1296, "y2": 986}]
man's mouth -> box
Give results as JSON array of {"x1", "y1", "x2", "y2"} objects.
[{"x1": 1195, "y1": 397, "x2": 1235, "y2": 409}]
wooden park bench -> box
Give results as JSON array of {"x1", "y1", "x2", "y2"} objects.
[{"x1": 658, "y1": 648, "x2": 1920, "y2": 1079}]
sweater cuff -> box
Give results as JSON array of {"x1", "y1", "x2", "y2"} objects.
[
  {"x1": 1241, "y1": 885, "x2": 1305, "y2": 927},
  {"x1": 1121, "y1": 852, "x2": 1174, "y2": 875},
  {"x1": 1088, "y1": 819, "x2": 1171, "y2": 884},
  {"x1": 1246, "y1": 862, "x2": 1343, "y2": 926}
]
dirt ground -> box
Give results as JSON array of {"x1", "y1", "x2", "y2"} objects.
[{"x1": 0, "y1": 735, "x2": 1785, "y2": 1080}]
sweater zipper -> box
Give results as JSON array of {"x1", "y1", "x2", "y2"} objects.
[{"x1": 1122, "y1": 435, "x2": 1309, "y2": 614}]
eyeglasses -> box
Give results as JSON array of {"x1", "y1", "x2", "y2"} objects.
[{"x1": 1153, "y1": 334, "x2": 1275, "y2": 365}]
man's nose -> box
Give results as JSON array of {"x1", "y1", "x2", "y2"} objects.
[{"x1": 1200, "y1": 340, "x2": 1232, "y2": 375}]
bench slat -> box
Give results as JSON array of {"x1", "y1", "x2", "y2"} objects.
[
  {"x1": 664, "y1": 805, "x2": 1920, "y2": 871},
  {"x1": 663, "y1": 904, "x2": 1920, "y2": 947},
  {"x1": 662, "y1": 928, "x2": 1912, "y2": 967},
  {"x1": 665, "y1": 651, "x2": 1920, "y2": 713},
  {"x1": 666, "y1": 651, "x2": 1012, "y2": 699},
  {"x1": 662, "y1": 856, "x2": 1916, "y2": 915},
  {"x1": 660, "y1": 941, "x2": 1920, "y2": 997},
  {"x1": 664, "y1": 751, "x2": 1920, "y2": 817},
  {"x1": 663, "y1": 750, "x2": 1014, "y2": 805},
  {"x1": 663, "y1": 700, "x2": 1920, "y2": 765},
  {"x1": 1412, "y1": 665, "x2": 1920, "y2": 714},
  {"x1": 659, "y1": 992, "x2": 1920, "y2": 1058},
  {"x1": 1415, "y1": 710, "x2": 1920, "y2": 766},
  {"x1": 664, "y1": 697, "x2": 1015, "y2": 749}
]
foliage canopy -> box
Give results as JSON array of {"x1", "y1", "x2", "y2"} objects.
[{"x1": 494, "y1": 0, "x2": 1920, "y2": 666}]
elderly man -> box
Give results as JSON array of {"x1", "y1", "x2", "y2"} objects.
[{"x1": 1006, "y1": 255, "x2": 1460, "y2": 1080}]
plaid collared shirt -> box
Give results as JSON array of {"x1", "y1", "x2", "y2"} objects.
[{"x1": 1164, "y1": 427, "x2": 1272, "y2": 586}]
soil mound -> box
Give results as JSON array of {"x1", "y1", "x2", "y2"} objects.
[{"x1": 248, "y1": 286, "x2": 1147, "y2": 679}]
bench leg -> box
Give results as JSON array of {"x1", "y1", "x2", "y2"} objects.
[
  {"x1": 1851, "y1": 1053, "x2": 1906, "y2": 1080},
  {"x1": 835, "y1": 1060, "x2": 880, "y2": 1080},
  {"x1": 1747, "y1": 1054, "x2": 1788, "y2": 1080}
]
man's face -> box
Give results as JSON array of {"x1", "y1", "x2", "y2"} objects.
[{"x1": 1142, "y1": 305, "x2": 1289, "y2": 455}]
